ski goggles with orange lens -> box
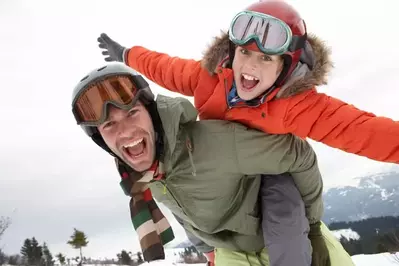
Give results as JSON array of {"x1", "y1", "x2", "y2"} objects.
[
  {"x1": 72, "y1": 75, "x2": 148, "y2": 126},
  {"x1": 229, "y1": 11, "x2": 294, "y2": 55}
]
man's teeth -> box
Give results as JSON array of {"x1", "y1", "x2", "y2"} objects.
[
  {"x1": 242, "y1": 74, "x2": 259, "y2": 81},
  {"x1": 124, "y1": 138, "x2": 143, "y2": 148}
]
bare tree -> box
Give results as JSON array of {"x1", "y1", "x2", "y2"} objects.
[
  {"x1": 0, "y1": 217, "x2": 11, "y2": 240},
  {"x1": 0, "y1": 217, "x2": 11, "y2": 266},
  {"x1": 381, "y1": 230, "x2": 399, "y2": 264},
  {"x1": 389, "y1": 231, "x2": 399, "y2": 264}
]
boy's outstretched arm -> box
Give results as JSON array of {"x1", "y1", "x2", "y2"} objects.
[
  {"x1": 98, "y1": 33, "x2": 209, "y2": 97},
  {"x1": 279, "y1": 89, "x2": 399, "y2": 163},
  {"x1": 126, "y1": 46, "x2": 204, "y2": 97}
]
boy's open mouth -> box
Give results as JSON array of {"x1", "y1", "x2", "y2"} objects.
[{"x1": 240, "y1": 73, "x2": 259, "y2": 91}]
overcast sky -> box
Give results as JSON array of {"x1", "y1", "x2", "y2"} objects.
[{"x1": 1, "y1": 0, "x2": 398, "y2": 260}]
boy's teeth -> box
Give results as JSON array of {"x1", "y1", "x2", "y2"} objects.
[
  {"x1": 124, "y1": 138, "x2": 143, "y2": 148},
  {"x1": 242, "y1": 74, "x2": 259, "y2": 81}
]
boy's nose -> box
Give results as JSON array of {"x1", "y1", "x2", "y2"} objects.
[{"x1": 247, "y1": 58, "x2": 259, "y2": 70}]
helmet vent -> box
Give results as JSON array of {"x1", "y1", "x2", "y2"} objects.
[
  {"x1": 97, "y1": 66, "x2": 107, "y2": 71},
  {"x1": 80, "y1": 75, "x2": 89, "y2": 82}
]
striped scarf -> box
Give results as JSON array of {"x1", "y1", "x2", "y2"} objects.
[{"x1": 115, "y1": 158, "x2": 175, "y2": 262}]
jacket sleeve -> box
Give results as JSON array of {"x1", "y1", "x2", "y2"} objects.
[
  {"x1": 234, "y1": 124, "x2": 323, "y2": 224},
  {"x1": 172, "y1": 214, "x2": 215, "y2": 253},
  {"x1": 282, "y1": 89, "x2": 399, "y2": 163},
  {"x1": 126, "y1": 46, "x2": 205, "y2": 97}
]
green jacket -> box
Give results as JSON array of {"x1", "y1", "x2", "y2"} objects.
[{"x1": 148, "y1": 95, "x2": 323, "y2": 252}]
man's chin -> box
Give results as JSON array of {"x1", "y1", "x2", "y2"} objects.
[{"x1": 121, "y1": 153, "x2": 154, "y2": 173}]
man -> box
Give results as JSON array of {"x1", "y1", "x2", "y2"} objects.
[{"x1": 71, "y1": 62, "x2": 354, "y2": 266}]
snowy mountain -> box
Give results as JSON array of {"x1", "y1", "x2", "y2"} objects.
[
  {"x1": 170, "y1": 239, "x2": 194, "y2": 249},
  {"x1": 323, "y1": 171, "x2": 399, "y2": 223}
]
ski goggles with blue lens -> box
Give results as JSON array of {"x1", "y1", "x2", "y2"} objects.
[{"x1": 229, "y1": 11, "x2": 293, "y2": 55}]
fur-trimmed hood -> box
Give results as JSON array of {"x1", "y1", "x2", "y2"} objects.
[{"x1": 200, "y1": 32, "x2": 333, "y2": 98}]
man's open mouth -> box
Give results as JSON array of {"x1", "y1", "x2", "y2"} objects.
[{"x1": 123, "y1": 138, "x2": 146, "y2": 158}]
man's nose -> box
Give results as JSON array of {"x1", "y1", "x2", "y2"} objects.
[{"x1": 116, "y1": 119, "x2": 133, "y2": 138}]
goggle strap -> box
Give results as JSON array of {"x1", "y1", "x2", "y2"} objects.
[
  {"x1": 227, "y1": 38, "x2": 235, "y2": 69},
  {"x1": 131, "y1": 75, "x2": 149, "y2": 90},
  {"x1": 288, "y1": 33, "x2": 307, "y2": 52}
]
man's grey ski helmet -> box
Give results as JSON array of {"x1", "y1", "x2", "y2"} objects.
[{"x1": 71, "y1": 63, "x2": 163, "y2": 157}]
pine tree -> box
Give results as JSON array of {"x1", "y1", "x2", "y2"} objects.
[
  {"x1": 67, "y1": 228, "x2": 88, "y2": 266},
  {"x1": 116, "y1": 250, "x2": 131, "y2": 265},
  {"x1": 21, "y1": 238, "x2": 33, "y2": 265},
  {"x1": 31, "y1": 238, "x2": 43, "y2": 265},
  {"x1": 20, "y1": 237, "x2": 43, "y2": 266},
  {"x1": 136, "y1": 252, "x2": 143, "y2": 264},
  {"x1": 0, "y1": 248, "x2": 6, "y2": 266},
  {"x1": 42, "y1": 243, "x2": 54, "y2": 266},
  {"x1": 56, "y1": 253, "x2": 66, "y2": 265},
  {"x1": 8, "y1": 254, "x2": 22, "y2": 265}
]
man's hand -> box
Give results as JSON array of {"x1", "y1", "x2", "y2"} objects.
[
  {"x1": 309, "y1": 221, "x2": 331, "y2": 266},
  {"x1": 97, "y1": 33, "x2": 128, "y2": 63},
  {"x1": 204, "y1": 250, "x2": 215, "y2": 266}
]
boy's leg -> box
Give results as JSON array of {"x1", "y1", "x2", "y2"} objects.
[
  {"x1": 260, "y1": 173, "x2": 312, "y2": 266},
  {"x1": 214, "y1": 230, "x2": 355, "y2": 266},
  {"x1": 215, "y1": 247, "x2": 270, "y2": 266}
]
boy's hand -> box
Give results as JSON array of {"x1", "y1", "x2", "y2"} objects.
[
  {"x1": 97, "y1": 33, "x2": 128, "y2": 63},
  {"x1": 309, "y1": 221, "x2": 331, "y2": 266}
]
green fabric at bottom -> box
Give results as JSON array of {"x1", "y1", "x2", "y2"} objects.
[
  {"x1": 215, "y1": 248, "x2": 269, "y2": 266},
  {"x1": 215, "y1": 221, "x2": 355, "y2": 266}
]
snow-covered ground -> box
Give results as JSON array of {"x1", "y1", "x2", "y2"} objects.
[
  {"x1": 5, "y1": 252, "x2": 399, "y2": 266},
  {"x1": 352, "y1": 252, "x2": 399, "y2": 266},
  {"x1": 4, "y1": 230, "x2": 397, "y2": 266},
  {"x1": 144, "y1": 252, "x2": 399, "y2": 265}
]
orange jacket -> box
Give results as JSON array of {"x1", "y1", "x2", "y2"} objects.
[{"x1": 127, "y1": 33, "x2": 399, "y2": 164}]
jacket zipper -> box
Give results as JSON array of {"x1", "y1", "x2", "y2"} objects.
[
  {"x1": 157, "y1": 179, "x2": 187, "y2": 214},
  {"x1": 224, "y1": 78, "x2": 233, "y2": 110},
  {"x1": 156, "y1": 134, "x2": 196, "y2": 215},
  {"x1": 223, "y1": 78, "x2": 263, "y2": 110}
]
